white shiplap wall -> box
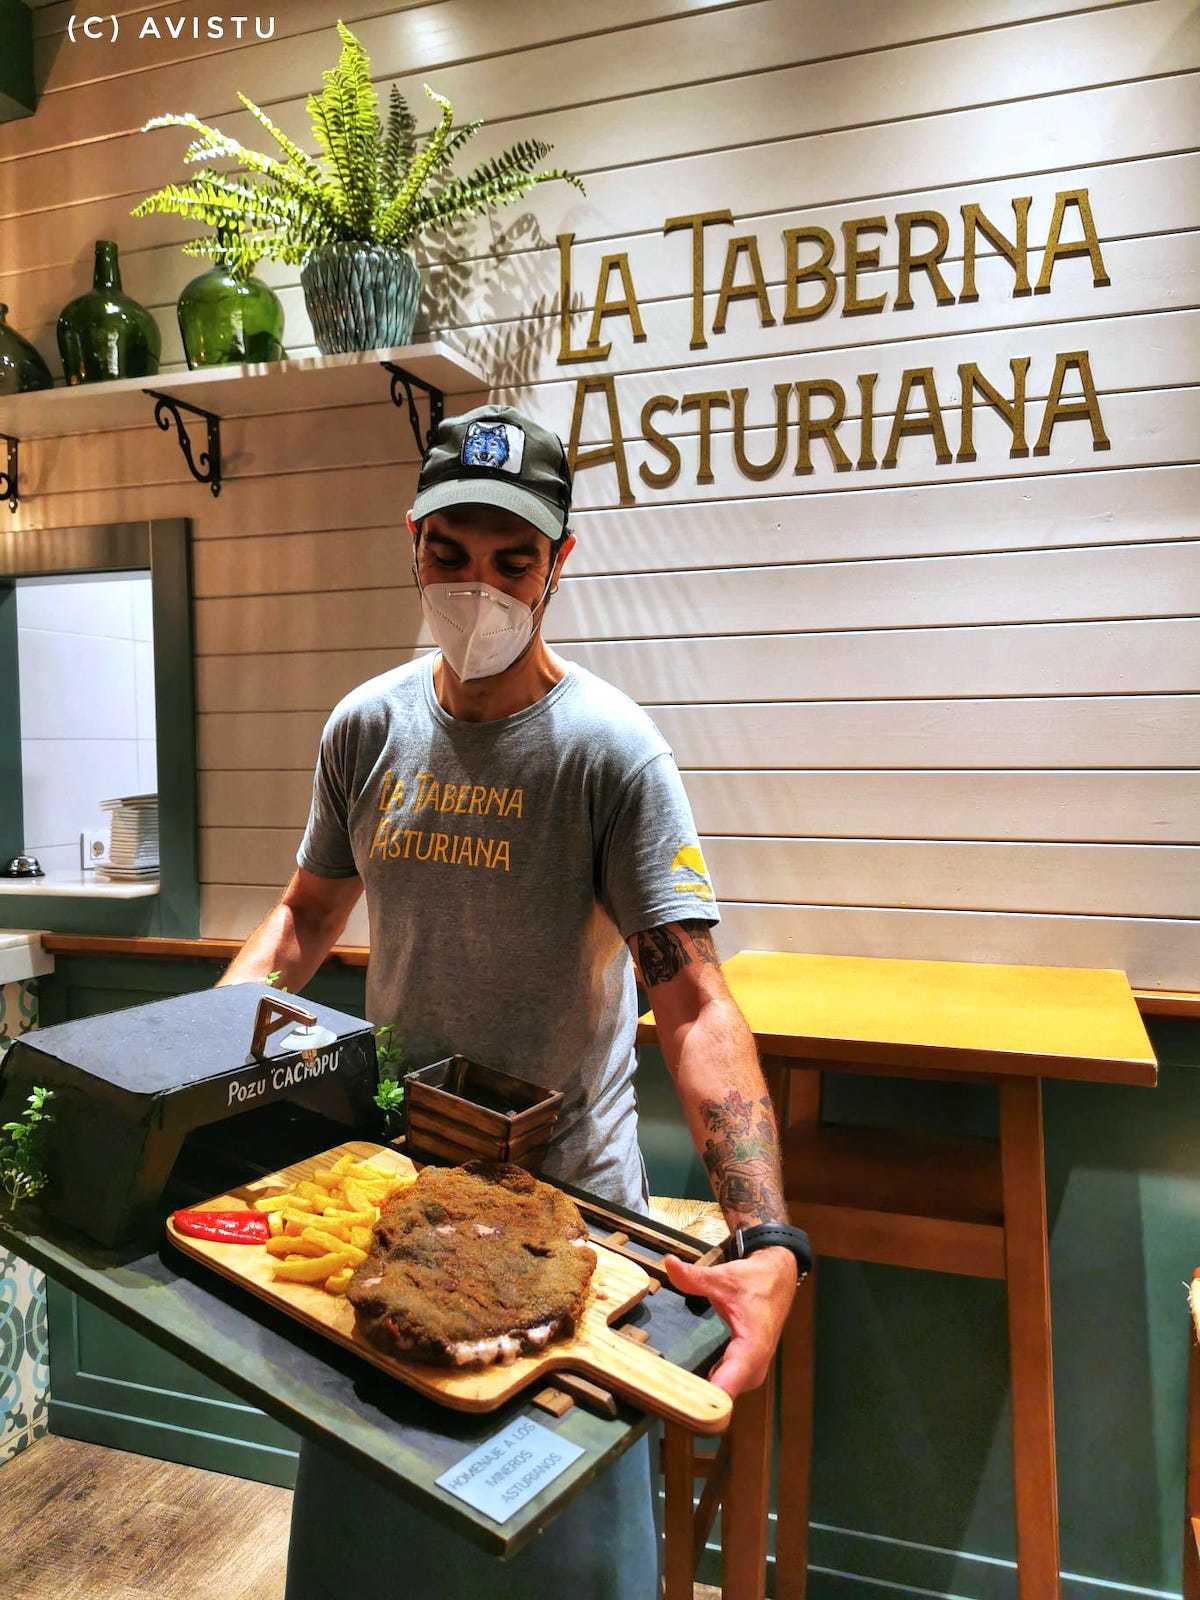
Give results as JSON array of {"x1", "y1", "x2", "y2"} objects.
[{"x1": 2, "y1": 0, "x2": 1197, "y2": 985}]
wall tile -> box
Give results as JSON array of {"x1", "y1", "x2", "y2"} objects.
[
  {"x1": 18, "y1": 843, "x2": 78, "y2": 874},
  {"x1": 134, "y1": 640, "x2": 156, "y2": 742},
  {"x1": 0, "y1": 978, "x2": 49, "y2": 1468},
  {"x1": 21, "y1": 737, "x2": 140, "y2": 850},
  {"x1": 137, "y1": 740, "x2": 158, "y2": 792},
  {"x1": 16, "y1": 574, "x2": 156, "y2": 855},
  {"x1": 16, "y1": 573, "x2": 139, "y2": 640},
  {"x1": 18, "y1": 630, "x2": 137, "y2": 742},
  {"x1": 130, "y1": 578, "x2": 154, "y2": 643}
]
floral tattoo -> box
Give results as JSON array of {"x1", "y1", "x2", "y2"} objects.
[{"x1": 699, "y1": 1090, "x2": 788, "y2": 1227}]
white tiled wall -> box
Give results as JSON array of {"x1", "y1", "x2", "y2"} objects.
[{"x1": 16, "y1": 573, "x2": 156, "y2": 868}]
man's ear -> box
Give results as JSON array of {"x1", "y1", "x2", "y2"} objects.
[{"x1": 551, "y1": 531, "x2": 577, "y2": 590}]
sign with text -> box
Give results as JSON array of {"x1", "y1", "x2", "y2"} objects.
[
  {"x1": 558, "y1": 189, "x2": 1113, "y2": 501},
  {"x1": 436, "y1": 1414, "x2": 585, "y2": 1524}
]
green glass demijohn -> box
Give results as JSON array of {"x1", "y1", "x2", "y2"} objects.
[
  {"x1": 176, "y1": 263, "x2": 286, "y2": 369},
  {"x1": 56, "y1": 240, "x2": 160, "y2": 384},
  {"x1": 0, "y1": 304, "x2": 53, "y2": 394}
]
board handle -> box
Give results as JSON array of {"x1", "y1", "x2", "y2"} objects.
[{"x1": 573, "y1": 1323, "x2": 732, "y2": 1435}]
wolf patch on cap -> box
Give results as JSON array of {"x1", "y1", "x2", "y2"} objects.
[
  {"x1": 461, "y1": 419, "x2": 526, "y2": 474},
  {"x1": 412, "y1": 404, "x2": 571, "y2": 541}
]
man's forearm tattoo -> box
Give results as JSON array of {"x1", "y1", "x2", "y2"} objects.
[
  {"x1": 700, "y1": 1089, "x2": 788, "y2": 1226},
  {"x1": 633, "y1": 920, "x2": 720, "y2": 987}
]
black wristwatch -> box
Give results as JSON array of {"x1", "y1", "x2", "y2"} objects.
[{"x1": 721, "y1": 1222, "x2": 813, "y2": 1282}]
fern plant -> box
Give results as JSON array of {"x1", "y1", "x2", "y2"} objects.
[{"x1": 132, "y1": 19, "x2": 584, "y2": 280}]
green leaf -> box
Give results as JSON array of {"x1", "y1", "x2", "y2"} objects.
[
  {"x1": 426, "y1": 117, "x2": 482, "y2": 177},
  {"x1": 406, "y1": 160, "x2": 583, "y2": 239},
  {"x1": 1, "y1": 1089, "x2": 53, "y2": 1209},
  {"x1": 374, "y1": 1079, "x2": 405, "y2": 1116},
  {"x1": 305, "y1": 20, "x2": 380, "y2": 236},
  {"x1": 235, "y1": 91, "x2": 331, "y2": 194},
  {"x1": 377, "y1": 84, "x2": 454, "y2": 244},
  {"x1": 379, "y1": 83, "x2": 417, "y2": 205}
]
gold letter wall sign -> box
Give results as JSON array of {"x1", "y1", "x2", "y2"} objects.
[
  {"x1": 557, "y1": 188, "x2": 1113, "y2": 501},
  {"x1": 663, "y1": 210, "x2": 735, "y2": 350}
]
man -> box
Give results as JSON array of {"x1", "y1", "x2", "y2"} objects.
[{"x1": 218, "y1": 406, "x2": 808, "y2": 1598}]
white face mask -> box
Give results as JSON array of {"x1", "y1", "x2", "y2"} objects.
[{"x1": 417, "y1": 570, "x2": 553, "y2": 682}]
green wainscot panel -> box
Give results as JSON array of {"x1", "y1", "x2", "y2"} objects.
[{"x1": 45, "y1": 1275, "x2": 299, "y2": 1487}]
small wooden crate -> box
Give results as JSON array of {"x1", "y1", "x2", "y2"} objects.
[{"x1": 403, "y1": 1055, "x2": 562, "y2": 1169}]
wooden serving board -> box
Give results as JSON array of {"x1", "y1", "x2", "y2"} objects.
[{"x1": 166, "y1": 1141, "x2": 731, "y2": 1435}]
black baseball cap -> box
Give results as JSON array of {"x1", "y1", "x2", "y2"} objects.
[{"x1": 411, "y1": 405, "x2": 573, "y2": 542}]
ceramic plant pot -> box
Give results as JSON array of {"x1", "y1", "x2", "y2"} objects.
[{"x1": 300, "y1": 242, "x2": 420, "y2": 354}]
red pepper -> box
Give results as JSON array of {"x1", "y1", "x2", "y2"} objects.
[{"x1": 172, "y1": 1208, "x2": 270, "y2": 1244}]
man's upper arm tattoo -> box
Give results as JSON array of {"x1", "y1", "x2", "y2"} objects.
[{"x1": 631, "y1": 920, "x2": 719, "y2": 987}]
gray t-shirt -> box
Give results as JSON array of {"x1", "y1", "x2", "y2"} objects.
[{"x1": 297, "y1": 655, "x2": 719, "y2": 1210}]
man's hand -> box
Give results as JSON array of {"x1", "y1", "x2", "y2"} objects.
[{"x1": 662, "y1": 1245, "x2": 798, "y2": 1396}]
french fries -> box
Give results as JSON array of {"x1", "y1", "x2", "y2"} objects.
[
  {"x1": 254, "y1": 1154, "x2": 415, "y2": 1294},
  {"x1": 272, "y1": 1249, "x2": 360, "y2": 1283}
]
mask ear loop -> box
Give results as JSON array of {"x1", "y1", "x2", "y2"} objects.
[{"x1": 534, "y1": 541, "x2": 562, "y2": 612}]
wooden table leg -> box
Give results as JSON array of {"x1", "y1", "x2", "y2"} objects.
[
  {"x1": 774, "y1": 1260, "x2": 816, "y2": 1600},
  {"x1": 771, "y1": 1058, "x2": 822, "y2": 1600},
  {"x1": 721, "y1": 1361, "x2": 774, "y2": 1599},
  {"x1": 662, "y1": 1423, "x2": 696, "y2": 1600},
  {"x1": 999, "y1": 1077, "x2": 1061, "y2": 1600},
  {"x1": 1185, "y1": 1280, "x2": 1200, "y2": 1600}
]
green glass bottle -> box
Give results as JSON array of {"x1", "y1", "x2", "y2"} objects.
[
  {"x1": 0, "y1": 304, "x2": 53, "y2": 394},
  {"x1": 176, "y1": 264, "x2": 286, "y2": 369},
  {"x1": 56, "y1": 240, "x2": 160, "y2": 384}
]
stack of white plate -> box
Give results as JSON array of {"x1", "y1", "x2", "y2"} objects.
[{"x1": 97, "y1": 794, "x2": 160, "y2": 881}]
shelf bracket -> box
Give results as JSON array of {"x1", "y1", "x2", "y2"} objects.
[
  {"x1": 1, "y1": 435, "x2": 18, "y2": 513},
  {"x1": 145, "y1": 390, "x2": 222, "y2": 497},
  {"x1": 381, "y1": 363, "x2": 444, "y2": 459}
]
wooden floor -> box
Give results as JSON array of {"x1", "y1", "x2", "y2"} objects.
[{"x1": 1, "y1": 1435, "x2": 721, "y2": 1599}]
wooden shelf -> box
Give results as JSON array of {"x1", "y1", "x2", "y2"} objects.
[
  {"x1": 0, "y1": 341, "x2": 485, "y2": 439},
  {"x1": 0, "y1": 340, "x2": 487, "y2": 506}
]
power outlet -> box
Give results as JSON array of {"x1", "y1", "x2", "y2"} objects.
[{"x1": 81, "y1": 829, "x2": 110, "y2": 870}]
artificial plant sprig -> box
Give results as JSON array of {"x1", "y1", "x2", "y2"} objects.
[
  {"x1": 373, "y1": 1025, "x2": 409, "y2": 1126},
  {"x1": 132, "y1": 19, "x2": 584, "y2": 279},
  {"x1": 0, "y1": 1086, "x2": 55, "y2": 1209}
]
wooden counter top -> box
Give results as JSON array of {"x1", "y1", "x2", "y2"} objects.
[{"x1": 639, "y1": 950, "x2": 1157, "y2": 1085}]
